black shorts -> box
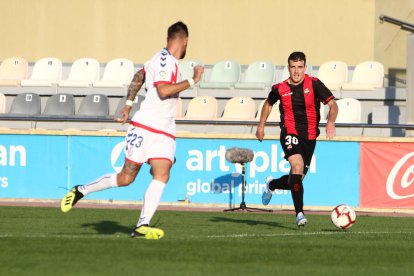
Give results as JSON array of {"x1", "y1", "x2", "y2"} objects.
[{"x1": 280, "y1": 132, "x2": 316, "y2": 175}]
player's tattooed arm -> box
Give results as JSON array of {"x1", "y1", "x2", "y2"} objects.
[
  {"x1": 126, "y1": 68, "x2": 145, "y2": 101},
  {"x1": 115, "y1": 68, "x2": 145, "y2": 124}
]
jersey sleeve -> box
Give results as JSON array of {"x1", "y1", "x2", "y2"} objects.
[
  {"x1": 267, "y1": 85, "x2": 280, "y2": 105},
  {"x1": 153, "y1": 54, "x2": 178, "y2": 86},
  {"x1": 313, "y1": 79, "x2": 335, "y2": 105}
]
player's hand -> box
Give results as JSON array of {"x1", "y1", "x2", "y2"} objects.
[
  {"x1": 114, "y1": 106, "x2": 132, "y2": 124},
  {"x1": 193, "y1": 65, "x2": 204, "y2": 83},
  {"x1": 256, "y1": 127, "x2": 265, "y2": 142},
  {"x1": 326, "y1": 122, "x2": 336, "y2": 139}
]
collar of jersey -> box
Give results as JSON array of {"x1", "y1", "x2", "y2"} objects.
[{"x1": 163, "y1": 48, "x2": 171, "y2": 56}]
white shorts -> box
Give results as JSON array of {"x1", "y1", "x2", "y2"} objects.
[{"x1": 124, "y1": 123, "x2": 176, "y2": 164}]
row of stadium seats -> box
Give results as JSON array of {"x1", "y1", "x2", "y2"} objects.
[
  {"x1": 184, "y1": 60, "x2": 384, "y2": 92},
  {"x1": 0, "y1": 92, "x2": 362, "y2": 123},
  {"x1": 180, "y1": 96, "x2": 362, "y2": 123},
  {"x1": 0, "y1": 57, "x2": 384, "y2": 94},
  {"x1": 0, "y1": 57, "x2": 133, "y2": 89}
]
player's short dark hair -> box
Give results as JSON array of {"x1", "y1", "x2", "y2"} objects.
[
  {"x1": 168, "y1": 21, "x2": 188, "y2": 39},
  {"x1": 288, "y1": 51, "x2": 306, "y2": 65}
]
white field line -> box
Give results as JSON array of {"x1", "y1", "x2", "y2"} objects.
[
  {"x1": 0, "y1": 231, "x2": 412, "y2": 239},
  {"x1": 206, "y1": 231, "x2": 414, "y2": 239},
  {"x1": 0, "y1": 234, "x2": 123, "y2": 239}
]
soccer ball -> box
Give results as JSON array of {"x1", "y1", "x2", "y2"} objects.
[{"x1": 331, "y1": 204, "x2": 356, "y2": 229}]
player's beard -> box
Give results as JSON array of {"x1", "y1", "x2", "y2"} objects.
[{"x1": 180, "y1": 48, "x2": 186, "y2": 59}]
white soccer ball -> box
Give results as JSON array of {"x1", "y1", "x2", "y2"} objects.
[{"x1": 331, "y1": 204, "x2": 356, "y2": 229}]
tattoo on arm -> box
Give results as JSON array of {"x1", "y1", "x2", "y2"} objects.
[{"x1": 126, "y1": 69, "x2": 145, "y2": 101}]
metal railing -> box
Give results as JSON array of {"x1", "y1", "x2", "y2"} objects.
[
  {"x1": 379, "y1": 14, "x2": 414, "y2": 33},
  {"x1": 0, "y1": 114, "x2": 414, "y2": 131}
]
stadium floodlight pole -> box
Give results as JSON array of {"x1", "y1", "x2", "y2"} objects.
[{"x1": 379, "y1": 14, "x2": 414, "y2": 136}]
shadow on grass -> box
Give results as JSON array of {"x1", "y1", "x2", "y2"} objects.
[
  {"x1": 211, "y1": 216, "x2": 297, "y2": 230},
  {"x1": 81, "y1": 220, "x2": 132, "y2": 235}
]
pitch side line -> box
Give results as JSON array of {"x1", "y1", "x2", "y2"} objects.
[
  {"x1": 206, "y1": 231, "x2": 414, "y2": 239},
  {"x1": 0, "y1": 231, "x2": 412, "y2": 239},
  {"x1": 0, "y1": 234, "x2": 124, "y2": 239}
]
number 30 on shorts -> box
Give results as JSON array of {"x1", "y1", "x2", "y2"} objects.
[{"x1": 285, "y1": 135, "x2": 299, "y2": 146}]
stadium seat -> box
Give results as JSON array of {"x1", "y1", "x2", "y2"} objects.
[
  {"x1": 335, "y1": 98, "x2": 361, "y2": 123},
  {"x1": 256, "y1": 99, "x2": 280, "y2": 122},
  {"x1": 58, "y1": 58, "x2": 100, "y2": 87},
  {"x1": 199, "y1": 60, "x2": 241, "y2": 89},
  {"x1": 184, "y1": 96, "x2": 218, "y2": 119},
  {"x1": 9, "y1": 93, "x2": 41, "y2": 115},
  {"x1": 113, "y1": 95, "x2": 145, "y2": 119},
  {"x1": 0, "y1": 92, "x2": 5, "y2": 113},
  {"x1": 178, "y1": 60, "x2": 203, "y2": 97},
  {"x1": 42, "y1": 93, "x2": 75, "y2": 116},
  {"x1": 0, "y1": 57, "x2": 29, "y2": 86},
  {"x1": 316, "y1": 61, "x2": 348, "y2": 91},
  {"x1": 234, "y1": 61, "x2": 275, "y2": 90},
  {"x1": 341, "y1": 61, "x2": 384, "y2": 90},
  {"x1": 280, "y1": 64, "x2": 313, "y2": 82},
  {"x1": 20, "y1": 57, "x2": 62, "y2": 87},
  {"x1": 221, "y1": 96, "x2": 256, "y2": 120},
  {"x1": 179, "y1": 60, "x2": 203, "y2": 81},
  {"x1": 77, "y1": 94, "x2": 109, "y2": 116},
  {"x1": 92, "y1": 58, "x2": 135, "y2": 88}
]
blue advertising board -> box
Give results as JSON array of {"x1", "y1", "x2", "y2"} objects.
[
  {"x1": 0, "y1": 135, "x2": 68, "y2": 198},
  {"x1": 174, "y1": 138, "x2": 360, "y2": 207},
  {"x1": 0, "y1": 134, "x2": 360, "y2": 207}
]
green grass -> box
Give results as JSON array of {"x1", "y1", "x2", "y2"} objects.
[{"x1": 0, "y1": 206, "x2": 413, "y2": 276}]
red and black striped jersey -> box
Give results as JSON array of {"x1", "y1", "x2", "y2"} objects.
[{"x1": 267, "y1": 75, "x2": 334, "y2": 140}]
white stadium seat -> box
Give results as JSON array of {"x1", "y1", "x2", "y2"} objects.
[
  {"x1": 21, "y1": 57, "x2": 62, "y2": 87},
  {"x1": 199, "y1": 60, "x2": 241, "y2": 89},
  {"x1": 0, "y1": 57, "x2": 28, "y2": 86},
  {"x1": 317, "y1": 61, "x2": 348, "y2": 91},
  {"x1": 58, "y1": 58, "x2": 100, "y2": 87},
  {"x1": 92, "y1": 58, "x2": 134, "y2": 88},
  {"x1": 341, "y1": 61, "x2": 384, "y2": 90},
  {"x1": 234, "y1": 60, "x2": 275, "y2": 90}
]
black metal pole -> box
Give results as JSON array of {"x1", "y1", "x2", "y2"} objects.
[{"x1": 379, "y1": 14, "x2": 414, "y2": 33}]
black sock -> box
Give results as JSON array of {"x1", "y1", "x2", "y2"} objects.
[
  {"x1": 288, "y1": 174, "x2": 304, "y2": 215},
  {"x1": 269, "y1": 175, "x2": 289, "y2": 190}
]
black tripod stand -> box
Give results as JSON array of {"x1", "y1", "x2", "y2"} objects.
[{"x1": 224, "y1": 161, "x2": 272, "y2": 213}]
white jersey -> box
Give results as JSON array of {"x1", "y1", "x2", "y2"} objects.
[{"x1": 131, "y1": 48, "x2": 180, "y2": 136}]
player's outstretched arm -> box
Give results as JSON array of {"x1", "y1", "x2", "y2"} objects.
[
  {"x1": 115, "y1": 69, "x2": 145, "y2": 124},
  {"x1": 157, "y1": 65, "x2": 204, "y2": 98},
  {"x1": 256, "y1": 99, "x2": 273, "y2": 141},
  {"x1": 326, "y1": 99, "x2": 338, "y2": 139}
]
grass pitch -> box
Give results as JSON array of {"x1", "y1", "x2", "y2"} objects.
[{"x1": 0, "y1": 206, "x2": 413, "y2": 276}]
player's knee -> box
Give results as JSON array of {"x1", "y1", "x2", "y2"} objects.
[
  {"x1": 290, "y1": 164, "x2": 304, "y2": 175},
  {"x1": 117, "y1": 173, "x2": 135, "y2": 187},
  {"x1": 153, "y1": 173, "x2": 170, "y2": 184}
]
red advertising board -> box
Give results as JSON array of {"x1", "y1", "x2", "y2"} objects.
[{"x1": 360, "y1": 142, "x2": 414, "y2": 208}]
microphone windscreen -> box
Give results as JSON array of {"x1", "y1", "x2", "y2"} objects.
[{"x1": 225, "y1": 147, "x2": 254, "y2": 164}]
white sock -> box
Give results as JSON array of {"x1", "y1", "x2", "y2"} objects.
[
  {"x1": 78, "y1": 173, "x2": 118, "y2": 196},
  {"x1": 136, "y1": 179, "x2": 166, "y2": 227}
]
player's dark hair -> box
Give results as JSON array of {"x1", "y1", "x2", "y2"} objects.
[
  {"x1": 288, "y1": 51, "x2": 306, "y2": 65},
  {"x1": 168, "y1": 21, "x2": 188, "y2": 39}
]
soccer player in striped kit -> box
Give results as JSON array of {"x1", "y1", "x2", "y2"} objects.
[
  {"x1": 256, "y1": 51, "x2": 338, "y2": 227},
  {"x1": 61, "y1": 21, "x2": 204, "y2": 239}
]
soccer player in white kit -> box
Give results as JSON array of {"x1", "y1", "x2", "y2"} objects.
[{"x1": 61, "y1": 21, "x2": 204, "y2": 239}]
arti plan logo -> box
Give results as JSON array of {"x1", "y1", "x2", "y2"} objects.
[{"x1": 386, "y1": 152, "x2": 414, "y2": 200}]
